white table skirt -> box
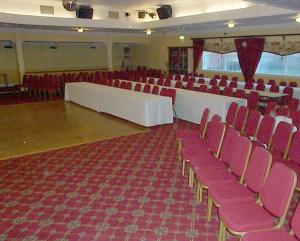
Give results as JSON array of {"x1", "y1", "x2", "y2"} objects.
[{"x1": 65, "y1": 82, "x2": 173, "y2": 127}]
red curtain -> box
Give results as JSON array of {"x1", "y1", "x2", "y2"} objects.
[
  {"x1": 193, "y1": 39, "x2": 205, "y2": 73},
  {"x1": 235, "y1": 38, "x2": 265, "y2": 81}
]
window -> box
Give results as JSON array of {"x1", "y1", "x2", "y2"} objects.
[{"x1": 202, "y1": 51, "x2": 300, "y2": 76}]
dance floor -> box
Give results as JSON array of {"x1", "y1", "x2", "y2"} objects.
[
  {"x1": 0, "y1": 119, "x2": 298, "y2": 241},
  {"x1": 0, "y1": 100, "x2": 147, "y2": 160}
]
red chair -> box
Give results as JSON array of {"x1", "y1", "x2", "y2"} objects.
[
  {"x1": 264, "y1": 101, "x2": 277, "y2": 115},
  {"x1": 225, "y1": 102, "x2": 238, "y2": 127},
  {"x1": 209, "y1": 85, "x2": 220, "y2": 95},
  {"x1": 141, "y1": 76, "x2": 147, "y2": 83},
  {"x1": 198, "y1": 78, "x2": 205, "y2": 84},
  {"x1": 199, "y1": 73, "x2": 204, "y2": 78},
  {"x1": 268, "y1": 79, "x2": 276, "y2": 86},
  {"x1": 242, "y1": 202, "x2": 300, "y2": 241},
  {"x1": 107, "y1": 79, "x2": 113, "y2": 86},
  {"x1": 279, "y1": 81, "x2": 287, "y2": 86},
  {"x1": 148, "y1": 78, "x2": 154, "y2": 84},
  {"x1": 143, "y1": 84, "x2": 151, "y2": 93},
  {"x1": 253, "y1": 115, "x2": 275, "y2": 148},
  {"x1": 113, "y1": 79, "x2": 120, "y2": 87},
  {"x1": 186, "y1": 81, "x2": 194, "y2": 90},
  {"x1": 189, "y1": 77, "x2": 196, "y2": 83},
  {"x1": 157, "y1": 78, "x2": 164, "y2": 86},
  {"x1": 233, "y1": 106, "x2": 249, "y2": 133},
  {"x1": 229, "y1": 81, "x2": 237, "y2": 88},
  {"x1": 119, "y1": 81, "x2": 126, "y2": 89},
  {"x1": 290, "y1": 111, "x2": 300, "y2": 128},
  {"x1": 269, "y1": 85, "x2": 279, "y2": 93},
  {"x1": 214, "y1": 74, "x2": 220, "y2": 79},
  {"x1": 255, "y1": 83, "x2": 265, "y2": 91},
  {"x1": 175, "y1": 81, "x2": 183, "y2": 88},
  {"x1": 199, "y1": 85, "x2": 207, "y2": 92},
  {"x1": 160, "y1": 87, "x2": 168, "y2": 96},
  {"x1": 219, "y1": 79, "x2": 227, "y2": 87},
  {"x1": 151, "y1": 86, "x2": 159, "y2": 95},
  {"x1": 223, "y1": 87, "x2": 233, "y2": 97},
  {"x1": 207, "y1": 146, "x2": 271, "y2": 221},
  {"x1": 183, "y1": 75, "x2": 189, "y2": 82},
  {"x1": 232, "y1": 77, "x2": 238, "y2": 82},
  {"x1": 167, "y1": 88, "x2": 177, "y2": 116},
  {"x1": 134, "y1": 83, "x2": 141, "y2": 91},
  {"x1": 256, "y1": 78, "x2": 264, "y2": 84},
  {"x1": 289, "y1": 81, "x2": 298, "y2": 87},
  {"x1": 125, "y1": 82, "x2": 132, "y2": 90},
  {"x1": 247, "y1": 91, "x2": 260, "y2": 110},
  {"x1": 210, "y1": 78, "x2": 217, "y2": 86},
  {"x1": 163, "y1": 80, "x2": 171, "y2": 87},
  {"x1": 288, "y1": 98, "x2": 299, "y2": 112},
  {"x1": 244, "y1": 82, "x2": 254, "y2": 90},
  {"x1": 281, "y1": 87, "x2": 294, "y2": 105},
  {"x1": 221, "y1": 75, "x2": 228, "y2": 81},
  {"x1": 243, "y1": 110, "x2": 261, "y2": 139},
  {"x1": 175, "y1": 74, "x2": 181, "y2": 81},
  {"x1": 277, "y1": 106, "x2": 289, "y2": 116},
  {"x1": 271, "y1": 121, "x2": 293, "y2": 162},
  {"x1": 218, "y1": 163, "x2": 297, "y2": 241}
]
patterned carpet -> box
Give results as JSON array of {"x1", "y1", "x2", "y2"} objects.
[{"x1": 0, "y1": 120, "x2": 298, "y2": 241}]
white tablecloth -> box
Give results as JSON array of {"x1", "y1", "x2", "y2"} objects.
[{"x1": 65, "y1": 82, "x2": 173, "y2": 127}]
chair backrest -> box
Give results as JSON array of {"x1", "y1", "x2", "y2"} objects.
[
  {"x1": 235, "y1": 89, "x2": 245, "y2": 99},
  {"x1": 279, "y1": 81, "x2": 287, "y2": 86},
  {"x1": 256, "y1": 115, "x2": 275, "y2": 148},
  {"x1": 269, "y1": 85, "x2": 279, "y2": 93},
  {"x1": 283, "y1": 86, "x2": 294, "y2": 95},
  {"x1": 282, "y1": 87, "x2": 294, "y2": 105},
  {"x1": 175, "y1": 74, "x2": 181, "y2": 81},
  {"x1": 164, "y1": 80, "x2": 171, "y2": 87},
  {"x1": 231, "y1": 76, "x2": 238, "y2": 82},
  {"x1": 268, "y1": 79, "x2": 276, "y2": 86},
  {"x1": 186, "y1": 81, "x2": 194, "y2": 90},
  {"x1": 199, "y1": 108, "x2": 209, "y2": 138},
  {"x1": 219, "y1": 127, "x2": 240, "y2": 165},
  {"x1": 290, "y1": 111, "x2": 300, "y2": 128},
  {"x1": 288, "y1": 130, "x2": 300, "y2": 164},
  {"x1": 244, "y1": 82, "x2": 254, "y2": 90},
  {"x1": 289, "y1": 81, "x2": 298, "y2": 87},
  {"x1": 260, "y1": 163, "x2": 296, "y2": 226},
  {"x1": 113, "y1": 79, "x2": 120, "y2": 87},
  {"x1": 107, "y1": 79, "x2": 113, "y2": 86},
  {"x1": 207, "y1": 121, "x2": 226, "y2": 158},
  {"x1": 244, "y1": 110, "x2": 261, "y2": 138},
  {"x1": 175, "y1": 81, "x2": 183, "y2": 88},
  {"x1": 219, "y1": 79, "x2": 227, "y2": 87},
  {"x1": 125, "y1": 82, "x2": 132, "y2": 90},
  {"x1": 209, "y1": 85, "x2": 220, "y2": 94},
  {"x1": 199, "y1": 84, "x2": 207, "y2": 92},
  {"x1": 148, "y1": 78, "x2": 155, "y2": 84},
  {"x1": 256, "y1": 83, "x2": 265, "y2": 91},
  {"x1": 229, "y1": 81, "x2": 237, "y2": 88},
  {"x1": 214, "y1": 74, "x2": 220, "y2": 79},
  {"x1": 143, "y1": 84, "x2": 151, "y2": 93},
  {"x1": 256, "y1": 78, "x2": 264, "y2": 84},
  {"x1": 183, "y1": 75, "x2": 189, "y2": 82},
  {"x1": 223, "y1": 87, "x2": 233, "y2": 97},
  {"x1": 157, "y1": 78, "x2": 164, "y2": 85},
  {"x1": 166, "y1": 89, "x2": 176, "y2": 105},
  {"x1": 264, "y1": 101, "x2": 277, "y2": 115},
  {"x1": 228, "y1": 135, "x2": 252, "y2": 181},
  {"x1": 134, "y1": 83, "x2": 141, "y2": 91},
  {"x1": 221, "y1": 74, "x2": 228, "y2": 80},
  {"x1": 211, "y1": 114, "x2": 222, "y2": 123},
  {"x1": 189, "y1": 77, "x2": 196, "y2": 83},
  {"x1": 210, "y1": 78, "x2": 217, "y2": 86},
  {"x1": 288, "y1": 98, "x2": 299, "y2": 112},
  {"x1": 198, "y1": 78, "x2": 205, "y2": 84},
  {"x1": 247, "y1": 91, "x2": 260, "y2": 110},
  {"x1": 291, "y1": 202, "x2": 300, "y2": 239},
  {"x1": 226, "y1": 102, "x2": 238, "y2": 126},
  {"x1": 234, "y1": 106, "x2": 249, "y2": 132},
  {"x1": 276, "y1": 106, "x2": 289, "y2": 116},
  {"x1": 160, "y1": 87, "x2": 168, "y2": 96},
  {"x1": 152, "y1": 86, "x2": 159, "y2": 95},
  {"x1": 119, "y1": 81, "x2": 126, "y2": 89},
  {"x1": 271, "y1": 121, "x2": 293, "y2": 159},
  {"x1": 244, "y1": 146, "x2": 272, "y2": 193},
  {"x1": 141, "y1": 76, "x2": 147, "y2": 83}
]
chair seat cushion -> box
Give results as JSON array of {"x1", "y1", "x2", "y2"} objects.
[
  {"x1": 242, "y1": 229, "x2": 296, "y2": 241},
  {"x1": 182, "y1": 147, "x2": 213, "y2": 164},
  {"x1": 191, "y1": 156, "x2": 227, "y2": 171},
  {"x1": 283, "y1": 162, "x2": 300, "y2": 189},
  {"x1": 209, "y1": 180, "x2": 255, "y2": 207},
  {"x1": 195, "y1": 168, "x2": 236, "y2": 188},
  {"x1": 219, "y1": 200, "x2": 275, "y2": 233}
]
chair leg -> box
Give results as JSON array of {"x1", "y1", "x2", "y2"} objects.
[
  {"x1": 182, "y1": 160, "x2": 185, "y2": 176},
  {"x1": 207, "y1": 194, "x2": 212, "y2": 222},
  {"x1": 188, "y1": 167, "x2": 194, "y2": 188},
  {"x1": 196, "y1": 181, "x2": 203, "y2": 203},
  {"x1": 218, "y1": 220, "x2": 226, "y2": 241}
]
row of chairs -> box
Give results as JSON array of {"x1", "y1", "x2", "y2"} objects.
[{"x1": 176, "y1": 105, "x2": 299, "y2": 241}]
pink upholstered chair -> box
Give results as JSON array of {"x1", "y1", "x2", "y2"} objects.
[
  {"x1": 223, "y1": 87, "x2": 233, "y2": 97},
  {"x1": 143, "y1": 84, "x2": 151, "y2": 93},
  {"x1": 210, "y1": 78, "x2": 218, "y2": 86},
  {"x1": 282, "y1": 87, "x2": 294, "y2": 105},
  {"x1": 125, "y1": 81, "x2": 132, "y2": 90},
  {"x1": 243, "y1": 110, "x2": 261, "y2": 139},
  {"x1": 218, "y1": 162, "x2": 297, "y2": 241},
  {"x1": 255, "y1": 83, "x2": 265, "y2": 91},
  {"x1": 264, "y1": 101, "x2": 277, "y2": 115},
  {"x1": 207, "y1": 146, "x2": 271, "y2": 221},
  {"x1": 209, "y1": 85, "x2": 220, "y2": 95},
  {"x1": 244, "y1": 82, "x2": 254, "y2": 90},
  {"x1": 141, "y1": 76, "x2": 147, "y2": 83},
  {"x1": 229, "y1": 82, "x2": 237, "y2": 88},
  {"x1": 279, "y1": 81, "x2": 287, "y2": 86},
  {"x1": 277, "y1": 106, "x2": 289, "y2": 116},
  {"x1": 151, "y1": 86, "x2": 159, "y2": 95},
  {"x1": 159, "y1": 87, "x2": 168, "y2": 96},
  {"x1": 270, "y1": 85, "x2": 279, "y2": 93},
  {"x1": 270, "y1": 121, "x2": 293, "y2": 162},
  {"x1": 186, "y1": 81, "x2": 194, "y2": 90},
  {"x1": 163, "y1": 79, "x2": 171, "y2": 87},
  {"x1": 198, "y1": 78, "x2": 205, "y2": 84},
  {"x1": 288, "y1": 98, "x2": 299, "y2": 113},
  {"x1": 256, "y1": 78, "x2": 264, "y2": 84},
  {"x1": 113, "y1": 79, "x2": 120, "y2": 87},
  {"x1": 183, "y1": 75, "x2": 189, "y2": 82},
  {"x1": 290, "y1": 111, "x2": 300, "y2": 128},
  {"x1": 219, "y1": 79, "x2": 227, "y2": 87},
  {"x1": 175, "y1": 81, "x2": 183, "y2": 88},
  {"x1": 289, "y1": 81, "x2": 298, "y2": 87},
  {"x1": 233, "y1": 106, "x2": 249, "y2": 133},
  {"x1": 214, "y1": 74, "x2": 220, "y2": 79},
  {"x1": 199, "y1": 84, "x2": 207, "y2": 92},
  {"x1": 119, "y1": 81, "x2": 126, "y2": 89},
  {"x1": 157, "y1": 78, "x2": 164, "y2": 86},
  {"x1": 148, "y1": 78, "x2": 154, "y2": 84},
  {"x1": 175, "y1": 74, "x2": 181, "y2": 81},
  {"x1": 226, "y1": 102, "x2": 238, "y2": 127},
  {"x1": 268, "y1": 79, "x2": 276, "y2": 86},
  {"x1": 247, "y1": 91, "x2": 260, "y2": 110},
  {"x1": 189, "y1": 77, "x2": 196, "y2": 83},
  {"x1": 194, "y1": 134, "x2": 252, "y2": 203},
  {"x1": 232, "y1": 77, "x2": 238, "y2": 82},
  {"x1": 253, "y1": 115, "x2": 275, "y2": 148},
  {"x1": 134, "y1": 83, "x2": 141, "y2": 91},
  {"x1": 242, "y1": 202, "x2": 300, "y2": 241},
  {"x1": 235, "y1": 89, "x2": 245, "y2": 99}
]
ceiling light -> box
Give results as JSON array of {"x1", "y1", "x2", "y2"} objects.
[
  {"x1": 296, "y1": 17, "x2": 300, "y2": 23},
  {"x1": 146, "y1": 29, "x2": 152, "y2": 35},
  {"x1": 77, "y1": 27, "x2": 84, "y2": 33},
  {"x1": 179, "y1": 35, "x2": 185, "y2": 40},
  {"x1": 227, "y1": 22, "x2": 235, "y2": 28}
]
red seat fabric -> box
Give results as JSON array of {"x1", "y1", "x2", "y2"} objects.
[
  {"x1": 119, "y1": 81, "x2": 126, "y2": 89},
  {"x1": 243, "y1": 110, "x2": 261, "y2": 138},
  {"x1": 113, "y1": 79, "x2": 120, "y2": 87},
  {"x1": 277, "y1": 106, "x2": 289, "y2": 116},
  {"x1": 163, "y1": 80, "x2": 171, "y2": 87},
  {"x1": 268, "y1": 79, "x2": 276, "y2": 86},
  {"x1": 186, "y1": 81, "x2": 194, "y2": 90},
  {"x1": 175, "y1": 81, "x2": 183, "y2": 88},
  {"x1": 219, "y1": 79, "x2": 227, "y2": 87},
  {"x1": 226, "y1": 102, "x2": 238, "y2": 126},
  {"x1": 247, "y1": 91, "x2": 260, "y2": 110},
  {"x1": 125, "y1": 82, "x2": 132, "y2": 90},
  {"x1": 143, "y1": 84, "x2": 151, "y2": 93},
  {"x1": 234, "y1": 106, "x2": 249, "y2": 132},
  {"x1": 282, "y1": 87, "x2": 294, "y2": 105},
  {"x1": 264, "y1": 101, "x2": 277, "y2": 115},
  {"x1": 289, "y1": 81, "x2": 298, "y2": 87},
  {"x1": 235, "y1": 89, "x2": 245, "y2": 98},
  {"x1": 242, "y1": 229, "x2": 297, "y2": 241},
  {"x1": 288, "y1": 98, "x2": 299, "y2": 112},
  {"x1": 151, "y1": 86, "x2": 159, "y2": 95},
  {"x1": 134, "y1": 83, "x2": 141, "y2": 91},
  {"x1": 232, "y1": 77, "x2": 238, "y2": 82},
  {"x1": 199, "y1": 85, "x2": 207, "y2": 92},
  {"x1": 255, "y1": 83, "x2": 265, "y2": 91},
  {"x1": 166, "y1": 89, "x2": 176, "y2": 105},
  {"x1": 223, "y1": 87, "x2": 233, "y2": 97},
  {"x1": 210, "y1": 78, "x2": 217, "y2": 86},
  {"x1": 157, "y1": 78, "x2": 164, "y2": 86},
  {"x1": 214, "y1": 74, "x2": 220, "y2": 79},
  {"x1": 148, "y1": 78, "x2": 154, "y2": 84},
  {"x1": 229, "y1": 82, "x2": 237, "y2": 88},
  {"x1": 198, "y1": 78, "x2": 205, "y2": 84},
  {"x1": 254, "y1": 115, "x2": 275, "y2": 148},
  {"x1": 269, "y1": 85, "x2": 279, "y2": 93},
  {"x1": 244, "y1": 82, "x2": 254, "y2": 90},
  {"x1": 279, "y1": 81, "x2": 287, "y2": 86},
  {"x1": 160, "y1": 87, "x2": 168, "y2": 96},
  {"x1": 256, "y1": 78, "x2": 264, "y2": 84},
  {"x1": 209, "y1": 85, "x2": 220, "y2": 95}
]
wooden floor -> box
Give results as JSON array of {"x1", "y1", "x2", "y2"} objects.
[{"x1": 0, "y1": 100, "x2": 148, "y2": 160}]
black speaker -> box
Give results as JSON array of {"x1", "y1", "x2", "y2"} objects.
[
  {"x1": 76, "y1": 5, "x2": 93, "y2": 19},
  {"x1": 156, "y1": 5, "x2": 172, "y2": 19},
  {"x1": 138, "y1": 11, "x2": 146, "y2": 19}
]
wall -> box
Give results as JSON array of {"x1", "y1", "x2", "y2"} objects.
[{"x1": 0, "y1": 42, "x2": 18, "y2": 85}]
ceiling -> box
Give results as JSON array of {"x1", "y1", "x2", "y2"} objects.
[{"x1": 0, "y1": 0, "x2": 299, "y2": 35}]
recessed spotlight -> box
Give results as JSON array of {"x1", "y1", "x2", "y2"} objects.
[
  {"x1": 227, "y1": 23, "x2": 235, "y2": 28},
  {"x1": 296, "y1": 17, "x2": 300, "y2": 23},
  {"x1": 77, "y1": 27, "x2": 84, "y2": 33},
  {"x1": 179, "y1": 35, "x2": 185, "y2": 40},
  {"x1": 146, "y1": 29, "x2": 152, "y2": 35}
]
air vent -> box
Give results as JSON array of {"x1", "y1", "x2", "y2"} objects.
[
  {"x1": 40, "y1": 5, "x2": 54, "y2": 15},
  {"x1": 108, "y1": 11, "x2": 119, "y2": 19}
]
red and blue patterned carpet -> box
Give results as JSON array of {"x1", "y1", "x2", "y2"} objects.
[{"x1": 0, "y1": 120, "x2": 298, "y2": 241}]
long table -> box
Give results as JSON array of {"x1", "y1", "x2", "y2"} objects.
[{"x1": 65, "y1": 82, "x2": 173, "y2": 127}]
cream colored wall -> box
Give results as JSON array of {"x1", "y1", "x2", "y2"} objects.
[
  {"x1": 0, "y1": 44, "x2": 19, "y2": 85},
  {"x1": 112, "y1": 44, "x2": 124, "y2": 70}
]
